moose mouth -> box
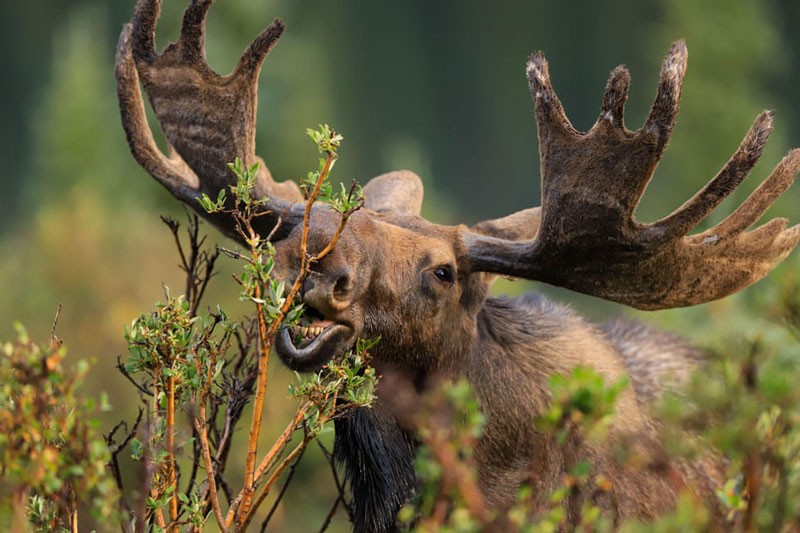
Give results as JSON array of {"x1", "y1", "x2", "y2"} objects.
[{"x1": 275, "y1": 307, "x2": 355, "y2": 372}]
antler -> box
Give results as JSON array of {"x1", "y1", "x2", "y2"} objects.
[
  {"x1": 465, "y1": 42, "x2": 800, "y2": 310},
  {"x1": 115, "y1": 0, "x2": 303, "y2": 242}
]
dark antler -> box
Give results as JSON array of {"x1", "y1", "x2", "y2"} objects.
[
  {"x1": 115, "y1": 0, "x2": 304, "y2": 242},
  {"x1": 465, "y1": 42, "x2": 800, "y2": 310}
]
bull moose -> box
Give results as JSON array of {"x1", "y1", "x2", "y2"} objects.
[{"x1": 115, "y1": 0, "x2": 799, "y2": 530}]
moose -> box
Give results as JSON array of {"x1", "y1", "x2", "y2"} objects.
[{"x1": 116, "y1": 0, "x2": 799, "y2": 530}]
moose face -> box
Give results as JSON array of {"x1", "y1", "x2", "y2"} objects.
[{"x1": 273, "y1": 207, "x2": 486, "y2": 373}]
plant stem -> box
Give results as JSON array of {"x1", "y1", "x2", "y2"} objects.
[
  {"x1": 194, "y1": 413, "x2": 228, "y2": 533},
  {"x1": 241, "y1": 437, "x2": 312, "y2": 531},
  {"x1": 254, "y1": 403, "x2": 310, "y2": 481},
  {"x1": 238, "y1": 281, "x2": 274, "y2": 519},
  {"x1": 68, "y1": 488, "x2": 78, "y2": 533},
  {"x1": 237, "y1": 150, "x2": 337, "y2": 524},
  {"x1": 167, "y1": 374, "x2": 178, "y2": 530},
  {"x1": 194, "y1": 338, "x2": 226, "y2": 532},
  {"x1": 150, "y1": 387, "x2": 167, "y2": 530}
]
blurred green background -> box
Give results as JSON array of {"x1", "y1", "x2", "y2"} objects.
[{"x1": 1, "y1": 0, "x2": 799, "y2": 530}]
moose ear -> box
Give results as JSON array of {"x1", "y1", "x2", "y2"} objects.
[
  {"x1": 470, "y1": 207, "x2": 542, "y2": 241},
  {"x1": 363, "y1": 170, "x2": 424, "y2": 216}
]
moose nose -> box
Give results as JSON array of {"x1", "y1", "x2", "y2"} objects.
[{"x1": 302, "y1": 267, "x2": 353, "y2": 315}]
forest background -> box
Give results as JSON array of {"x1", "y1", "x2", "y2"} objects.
[{"x1": 1, "y1": 0, "x2": 799, "y2": 530}]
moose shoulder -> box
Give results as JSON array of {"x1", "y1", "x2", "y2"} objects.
[{"x1": 116, "y1": 1, "x2": 799, "y2": 531}]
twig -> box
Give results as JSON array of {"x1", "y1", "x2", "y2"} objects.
[
  {"x1": 160, "y1": 216, "x2": 189, "y2": 276},
  {"x1": 259, "y1": 445, "x2": 308, "y2": 532},
  {"x1": 192, "y1": 332, "x2": 228, "y2": 532},
  {"x1": 317, "y1": 440, "x2": 352, "y2": 518},
  {"x1": 105, "y1": 407, "x2": 143, "y2": 530},
  {"x1": 193, "y1": 415, "x2": 228, "y2": 533},
  {"x1": 68, "y1": 487, "x2": 78, "y2": 533},
  {"x1": 184, "y1": 423, "x2": 202, "y2": 508},
  {"x1": 426, "y1": 430, "x2": 490, "y2": 524},
  {"x1": 166, "y1": 375, "x2": 178, "y2": 530},
  {"x1": 254, "y1": 404, "x2": 311, "y2": 482},
  {"x1": 148, "y1": 390, "x2": 168, "y2": 531},
  {"x1": 317, "y1": 495, "x2": 342, "y2": 533},
  {"x1": 116, "y1": 356, "x2": 153, "y2": 396},
  {"x1": 241, "y1": 436, "x2": 312, "y2": 531},
  {"x1": 106, "y1": 406, "x2": 144, "y2": 455},
  {"x1": 218, "y1": 246, "x2": 255, "y2": 265},
  {"x1": 218, "y1": 475, "x2": 233, "y2": 506},
  {"x1": 49, "y1": 303, "x2": 63, "y2": 349},
  {"x1": 309, "y1": 201, "x2": 361, "y2": 263}
]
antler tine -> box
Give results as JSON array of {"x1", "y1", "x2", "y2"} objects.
[
  {"x1": 597, "y1": 66, "x2": 631, "y2": 130},
  {"x1": 701, "y1": 148, "x2": 800, "y2": 240},
  {"x1": 643, "y1": 41, "x2": 687, "y2": 154},
  {"x1": 179, "y1": 0, "x2": 213, "y2": 60},
  {"x1": 234, "y1": 19, "x2": 286, "y2": 79},
  {"x1": 740, "y1": 217, "x2": 789, "y2": 251},
  {"x1": 526, "y1": 52, "x2": 579, "y2": 139},
  {"x1": 116, "y1": 23, "x2": 199, "y2": 200},
  {"x1": 653, "y1": 110, "x2": 774, "y2": 240},
  {"x1": 132, "y1": 0, "x2": 161, "y2": 63},
  {"x1": 773, "y1": 223, "x2": 800, "y2": 253}
]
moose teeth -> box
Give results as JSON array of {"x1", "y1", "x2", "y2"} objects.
[{"x1": 294, "y1": 325, "x2": 326, "y2": 338}]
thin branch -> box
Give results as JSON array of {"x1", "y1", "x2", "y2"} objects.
[
  {"x1": 420, "y1": 418, "x2": 491, "y2": 526},
  {"x1": 116, "y1": 356, "x2": 153, "y2": 396},
  {"x1": 317, "y1": 440, "x2": 352, "y2": 519},
  {"x1": 106, "y1": 406, "x2": 144, "y2": 455},
  {"x1": 105, "y1": 407, "x2": 144, "y2": 527},
  {"x1": 148, "y1": 389, "x2": 168, "y2": 531},
  {"x1": 218, "y1": 246, "x2": 255, "y2": 264},
  {"x1": 193, "y1": 414, "x2": 228, "y2": 533},
  {"x1": 310, "y1": 201, "x2": 363, "y2": 263},
  {"x1": 184, "y1": 424, "x2": 202, "y2": 504},
  {"x1": 241, "y1": 436, "x2": 312, "y2": 531},
  {"x1": 259, "y1": 445, "x2": 308, "y2": 532},
  {"x1": 217, "y1": 475, "x2": 234, "y2": 506},
  {"x1": 49, "y1": 303, "x2": 63, "y2": 349},
  {"x1": 161, "y1": 215, "x2": 191, "y2": 279},
  {"x1": 317, "y1": 495, "x2": 341, "y2": 533},
  {"x1": 254, "y1": 404, "x2": 310, "y2": 482},
  {"x1": 166, "y1": 375, "x2": 179, "y2": 529}
]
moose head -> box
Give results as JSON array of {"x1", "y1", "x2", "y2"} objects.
[{"x1": 116, "y1": 0, "x2": 799, "y2": 530}]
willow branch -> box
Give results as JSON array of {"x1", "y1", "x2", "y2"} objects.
[
  {"x1": 237, "y1": 150, "x2": 336, "y2": 522},
  {"x1": 241, "y1": 436, "x2": 312, "y2": 531},
  {"x1": 193, "y1": 414, "x2": 227, "y2": 533}
]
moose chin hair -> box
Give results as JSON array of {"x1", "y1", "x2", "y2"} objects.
[{"x1": 274, "y1": 324, "x2": 355, "y2": 372}]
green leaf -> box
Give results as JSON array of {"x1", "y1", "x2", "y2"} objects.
[{"x1": 130, "y1": 438, "x2": 144, "y2": 461}]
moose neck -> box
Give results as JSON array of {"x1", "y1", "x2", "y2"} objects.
[{"x1": 335, "y1": 291, "x2": 657, "y2": 530}]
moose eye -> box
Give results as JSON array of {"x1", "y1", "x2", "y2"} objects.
[{"x1": 433, "y1": 266, "x2": 455, "y2": 284}]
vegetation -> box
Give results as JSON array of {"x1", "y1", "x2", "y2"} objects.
[
  {"x1": 0, "y1": 321, "x2": 117, "y2": 532},
  {"x1": 2, "y1": 127, "x2": 380, "y2": 531}
]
